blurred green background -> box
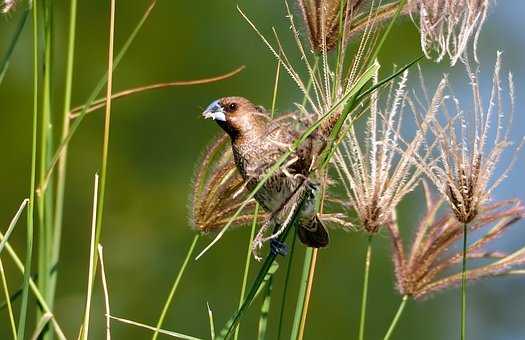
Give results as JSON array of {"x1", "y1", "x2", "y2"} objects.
[{"x1": 1, "y1": 1, "x2": 524, "y2": 339}]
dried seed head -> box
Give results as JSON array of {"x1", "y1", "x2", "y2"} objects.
[
  {"x1": 334, "y1": 69, "x2": 434, "y2": 233},
  {"x1": 1, "y1": 0, "x2": 16, "y2": 14},
  {"x1": 297, "y1": 0, "x2": 365, "y2": 53},
  {"x1": 409, "y1": 0, "x2": 490, "y2": 65},
  {"x1": 388, "y1": 182, "x2": 525, "y2": 299},
  {"x1": 190, "y1": 134, "x2": 263, "y2": 233},
  {"x1": 190, "y1": 133, "x2": 350, "y2": 235},
  {"x1": 412, "y1": 53, "x2": 524, "y2": 224}
]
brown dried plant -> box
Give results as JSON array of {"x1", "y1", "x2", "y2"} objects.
[
  {"x1": 412, "y1": 53, "x2": 524, "y2": 224},
  {"x1": 408, "y1": 0, "x2": 489, "y2": 65},
  {"x1": 296, "y1": 0, "x2": 366, "y2": 53},
  {"x1": 388, "y1": 182, "x2": 525, "y2": 299},
  {"x1": 334, "y1": 69, "x2": 441, "y2": 233},
  {"x1": 190, "y1": 134, "x2": 262, "y2": 233},
  {"x1": 1, "y1": 0, "x2": 15, "y2": 13}
]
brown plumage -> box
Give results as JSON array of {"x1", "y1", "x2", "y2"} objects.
[{"x1": 202, "y1": 96, "x2": 330, "y2": 250}]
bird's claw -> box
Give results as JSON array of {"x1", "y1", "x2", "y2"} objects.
[{"x1": 270, "y1": 239, "x2": 289, "y2": 257}]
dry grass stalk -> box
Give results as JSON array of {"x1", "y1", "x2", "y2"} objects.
[
  {"x1": 388, "y1": 182, "x2": 525, "y2": 299},
  {"x1": 411, "y1": 53, "x2": 524, "y2": 224},
  {"x1": 334, "y1": 69, "x2": 439, "y2": 232},
  {"x1": 408, "y1": 0, "x2": 490, "y2": 65}
]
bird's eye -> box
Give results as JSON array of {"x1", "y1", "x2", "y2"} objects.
[{"x1": 226, "y1": 103, "x2": 237, "y2": 112}]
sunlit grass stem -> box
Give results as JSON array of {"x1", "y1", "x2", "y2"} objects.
[
  {"x1": 383, "y1": 295, "x2": 408, "y2": 340},
  {"x1": 358, "y1": 235, "x2": 373, "y2": 340},
  {"x1": 17, "y1": 1, "x2": 39, "y2": 338},
  {"x1": 152, "y1": 234, "x2": 200, "y2": 340}
]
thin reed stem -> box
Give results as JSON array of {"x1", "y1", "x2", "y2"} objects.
[
  {"x1": 383, "y1": 295, "x2": 408, "y2": 340},
  {"x1": 358, "y1": 235, "x2": 373, "y2": 340},
  {"x1": 92, "y1": 0, "x2": 116, "y2": 288},
  {"x1": 17, "y1": 1, "x2": 39, "y2": 338},
  {"x1": 297, "y1": 249, "x2": 318, "y2": 340},
  {"x1": 0, "y1": 259, "x2": 17, "y2": 340},
  {"x1": 152, "y1": 234, "x2": 200, "y2": 340},
  {"x1": 461, "y1": 223, "x2": 468, "y2": 340},
  {"x1": 233, "y1": 204, "x2": 259, "y2": 340},
  {"x1": 290, "y1": 247, "x2": 313, "y2": 340},
  {"x1": 81, "y1": 174, "x2": 100, "y2": 340},
  {"x1": 49, "y1": 0, "x2": 78, "y2": 309},
  {"x1": 276, "y1": 233, "x2": 297, "y2": 340},
  {"x1": 37, "y1": 0, "x2": 55, "y2": 329}
]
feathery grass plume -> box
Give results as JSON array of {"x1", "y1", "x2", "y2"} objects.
[
  {"x1": 296, "y1": 0, "x2": 365, "y2": 53},
  {"x1": 190, "y1": 134, "x2": 262, "y2": 232},
  {"x1": 413, "y1": 53, "x2": 523, "y2": 224},
  {"x1": 388, "y1": 182, "x2": 525, "y2": 299},
  {"x1": 1, "y1": 0, "x2": 15, "y2": 14},
  {"x1": 408, "y1": 0, "x2": 490, "y2": 65},
  {"x1": 333, "y1": 69, "x2": 437, "y2": 233}
]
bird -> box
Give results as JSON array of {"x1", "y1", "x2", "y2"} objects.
[{"x1": 202, "y1": 96, "x2": 331, "y2": 255}]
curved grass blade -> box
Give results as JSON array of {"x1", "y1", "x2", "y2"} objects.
[
  {"x1": 69, "y1": 66, "x2": 245, "y2": 119},
  {"x1": 109, "y1": 315, "x2": 203, "y2": 340},
  {"x1": 217, "y1": 261, "x2": 280, "y2": 340}
]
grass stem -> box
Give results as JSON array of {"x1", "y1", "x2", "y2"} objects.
[
  {"x1": 0, "y1": 259, "x2": 17, "y2": 340},
  {"x1": 461, "y1": 223, "x2": 468, "y2": 340},
  {"x1": 358, "y1": 235, "x2": 373, "y2": 340},
  {"x1": 49, "y1": 0, "x2": 78, "y2": 309},
  {"x1": 276, "y1": 233, "x2": 297, "y2": 340},
  {"x1": 17, "y1": 1, "x2": 39, "y2": 338},
  {"x1": 152, "y1": 234, "x2": 200, "y2": 340},
  {"x1": 290, "y1": 247, "x2": 313, "y2": 340},
  {"x1": 383, "y1": 295, "x2": 408, "y2": 340},
  {"x1": 233, "y1": 204, "x2": 259, "y2": 340}
]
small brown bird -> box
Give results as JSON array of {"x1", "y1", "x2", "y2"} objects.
[{"x1": 202, "y1": 96, "x2": 329, "y2": 254}]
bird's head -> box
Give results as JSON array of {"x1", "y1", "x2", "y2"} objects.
[{"x1": 202, "y1": 96, "x2": 267, "y2": 140}]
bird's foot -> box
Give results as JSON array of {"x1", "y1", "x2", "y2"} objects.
[{"x1": 270, "y1": 239, "x2": 289, "y2": 257}]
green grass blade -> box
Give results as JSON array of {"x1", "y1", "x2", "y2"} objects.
[
  {"x1": 0, "y1": 9, "x2": 29, "y2": 85},
  {"x1": 233, "y1": 204, "x2": 259, "y2": 340},
  {"x1": 152, "y1": 234, "x2": 200, "y2": 340},
  {"x1": 207, "y1": 303, "x2": 215, "y2": 340},
  {"x1": 17, "y1": 1, "x2": 39, "y2": 338},
  {"x1": 257, "y1": 274, "x2": 274, "y2": 340},
  {"x1": 110, "y1": 315, "x2": 204, "y2": 340},
  {"x1": 383, "y1": 295, "x2": 408, "y2": 340},
  {"x1": 217, "y1": 261, "x2": 280, "y2": 340},
  {"x1": 49, "y1": 0, "x2": 78, "y2": 310},
  {"x1": 276, "y1": 233, "x2": 297, "y2": 340},
  {"x1": 0, "y1": 259, "x2": 17, "y2": 340},
  {"x1": 289, "y1": 248, "x2": 313, "y2": 340}
]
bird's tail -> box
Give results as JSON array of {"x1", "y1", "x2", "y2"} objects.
[{"x1": 298, "y1": 215, "x2": 329, "y2": 248}]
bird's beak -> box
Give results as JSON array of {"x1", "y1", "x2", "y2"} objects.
[{"x1": 202, "y1": 100, "x2": 226, "y2": 121}]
